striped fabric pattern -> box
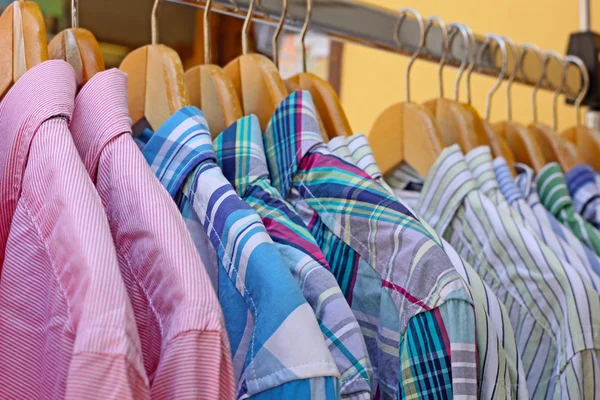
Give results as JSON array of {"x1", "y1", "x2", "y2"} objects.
[
  {"x1": 565, "y1": 164, "x2": 600, "y2": 230},
  {"x1": 138, "y1": 106, "x2": 341, "y2": 399},
  {"x1": 537, "y1": 163, "x2": 600, "y2": 257},
  {"x1": 213, "y1": 115, "x2": 373, "y2": 399},
  {"x1": 0, "y1": 61, "x2": 150, "y2": 398},
  {"x1": 70, "y1": 69, "x2": 235, "y2": 399},
  {"x1": 263, "y1": 91, "x2": 478, "y2": 400},
  {"x1": 417, "y1": 145, "x2": 600, "y2": 399},
  {"x1": 340, "y1": 134, "x2": 529, "y2": 400},
  {"x1": 494, "y1": 158, "x2": 600, "y2": 292}
]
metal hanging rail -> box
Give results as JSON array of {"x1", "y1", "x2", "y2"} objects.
[{"x1": 168, "y1": 0, "x2": 583, "y2": 97}]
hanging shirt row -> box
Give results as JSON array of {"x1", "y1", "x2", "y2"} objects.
[{"x1": 1, "y1": 60, "x2": 600, "y2": 400}]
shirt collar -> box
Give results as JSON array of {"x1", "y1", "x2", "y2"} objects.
[
  {"x1": 346, "y1": 133, "x2": 385, "y2": 181},
  {"x1": 514, "y1": 162, "x2": 537, "y2": 197},
  {"x1": 493, "y1": 157, "x2": 523, "y2": 204},
  {"x1": 565, "y1": 163, "x2": 598, "y2": 197},
  {"x1": 327, "y1": 136, "x2": 354, "y2": 163},
  {"x1": 419, "y1": 145, "x2": 478, "y2": 233},
  {"x1": 465, "y1": 146, "x2": 499, "y2": 196},
  {"x1": 386, "y1": 163, "x2": 424, "y2": 192},
  {"x1": 139, "y1": 106, "x2": 215, "y2": 198},
  {"x1": 263, "y1": 91, "x2": 323, "y2": 197},
  {"x1": 213, "y1": 115, "x2": 270, "y2": 197},
  {"x1": 71, "y1": 69, "x2": 132, "y2": 180},
  {"x1": 536, "y1": 162, "x2": 574, "y2": 216}
]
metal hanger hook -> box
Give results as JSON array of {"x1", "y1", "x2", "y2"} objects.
[
  {"x1": 228, "y1": 0, "x2": 240, "y2": 12},
  {"x1": 476, "y1": 34, "x2": 508, "y2": 121},
  {"x1": 563, "y1": 55, "x2": 589, "y2": 127},
  {"x1": 151, "y1": 0, "x2": 162, "y2": 45},
  {"x1": 272, "y1": 0, "x2": 288, "y2": 68},
  {"x1": 300, "y1": 0, "x2": 312, "y2": 73},
  {"x1": 448, "y1": 23, "x2": 471, "y2": 102},
  {"x1": 242, "y1": 0, "x2": 257, "y2": 55},
  {"x1": 394, "y1": 8, "x2": 425, "y2": 103},
  {"x1": 72, "y1": 0, "x2": 78, "y2": 29},
  {"x1": 202, "y1": 0, "x2": 213, "y2": 64},
  {"x1": 424, "y1": 16, "x2": 448, "y2": 99},
  {"x1": 463, "y1": 24, "x2": 478, "y2": 105},
  {"x1": 519, "y1": 44, "x2": 544, "y2": 123},
  {"x1": 501, "y1": 36, "x2": 519, "y2": 121},
  {"x1": 545, "y1": 50, "x2": 566, "y2": 131}
]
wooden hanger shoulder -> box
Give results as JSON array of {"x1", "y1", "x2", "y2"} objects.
[
  {"x1": 0, "y1": 1, "x2": 48, "y2": 98},
  {"x1": 370, "y1": 102, "x2": 442, "y2": 177},
  {"x1": 493, "y1": 121, "x2": 546, "y2": 172},
  {"x1": 120, "y1": 44, "x2": 189, "y2": 131},
  {"x1": 185, "y1": 64, "x2": 243, "y2": 136},
  {"x1": 528, "y1": 123, "x2": 579, "y2": 171},
  {"x1": 286, "y1": 72, "x2": 353, "y2": 139},
  {"x1": 423, "y1": 98, "x2": 484, "y2": 152},
  {"x1": 223, "y1": 53, "x2": 288, "y2": 131},
  {"x1": 48, "y1": 28, "x2": 105, "y2": 90},
  {"x1": 561, "y1": 126, "x2": 600, "y2": 170}
]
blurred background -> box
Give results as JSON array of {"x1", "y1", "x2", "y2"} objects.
[{"x1": 7, "y1": 0, "x2": 595, "y2": 135}]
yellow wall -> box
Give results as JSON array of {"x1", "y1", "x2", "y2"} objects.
[{"x1": 340, "y1": 0, "x2": 593, "y2": 135}]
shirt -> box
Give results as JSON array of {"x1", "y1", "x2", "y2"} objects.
[
  {"x1": 340, "y1": 134, "x2": 529, "y2": 400},
  {"x1": 565, "y1": 164, "x2": 600, "y2": 230},
  {"x1": 264, "y1": 91, "x2": 478, "y2": 400},
  {"x1": 494, "y1": 158, "x2": 600, "y2": 292},
  {"x1": 138, "y1": 106, "x2": 340, "y2": 399},
  {"x1": 0, "y1": 60, "x2": 149, "y2": 398},
  {"x1": 213, "y1": 114, "x2": 373, "y2": 399},
  {"x1": 537, "y1": 163, "x2": 600, "y2": 257},
  {"x1": 413, "y1": 145, "x2": 600, "y2": 399},
  {"x1": 70, "y1": 69, "x2": 235, "y2": 399},
  {"x1": 514, "y1": 163, "x2": 600, "y2": 288}
]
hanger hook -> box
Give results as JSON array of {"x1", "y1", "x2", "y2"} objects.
[
  {"x1": 424, "y1": 16, "x2": 448, "y2": 99},
  {"x1": 202, "y1": 0, "x2": 213, "y2": 64},
  {"x1": 151, "y1": 0, "x2": 162, "y2": 45},
  {"x1": 520, "y1": 44, "x2": 545, "y2": 123},
  {"x1": 544, "y1": 50, "x2": 566, "y2": 131},
  {"x1": 463, "y1": 24, "x2": 478, "y2": 105},
  {"x1": 448, "y1": 23, "x2": 470, "y2": 102},
  {"x1": 72, "y1": 0, "x2": 78, "y2": 29},
  {"x1": 242, "y1": 0, "x2": 257, "y2": 55},
  {"x1": 501, "y1": 36, "x2": 519, "y2": 121},
  {"x1": 229, "y1": 0, "x2": 240, "y2": 12},
  {"x1": 476, "y1": 34, "x2": 508, "y2": 120},
  {"x1": 562, "y1": 55, "x2": 590, "y2": 127},
  {"x1": 300, "y1": 0, "x2": 313, "y2": 73},
  {"x1": 272, "y1": 0, "x2": 288, "y2": 68},
  {"x1": 394, "y1": 8, "x2": 425, "y2": 103}
]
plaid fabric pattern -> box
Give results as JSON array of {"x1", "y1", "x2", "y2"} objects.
[
  {"x1": 213, "y1": 115, "x2": 373, "y2": 399},
  {"x1": 494, "y1": 158, "x2": 600, "y2": 291},
  {"x1": 565, "y1": 164, "x2": 600, "y2": 230},
  {"x1": 414, "y1": 145, "x2": 600, "y2": 399},
  {"x1": 537, "y1": 163, "x2": 600, "y2": 257},
  {"x1": 263, "y1": 91, "x2": 478, "y2": 400},
  {"x1": 137, "y1": 106, "x2": 340, "y2": 399},
  {"x1": 339, "y1": 135, "x2": 529, "y2": 400}
]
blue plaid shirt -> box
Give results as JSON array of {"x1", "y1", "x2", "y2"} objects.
[
  {"x1": 137, "y1": 107, "x2": 340, "y2": 399},
  {"x1": 263, "y1": 91, "x2": 477, "y2": 400}
]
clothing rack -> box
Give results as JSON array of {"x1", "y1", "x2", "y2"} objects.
[{"x1": 168, "y1": 0, "x2": 584, "y2": 99}]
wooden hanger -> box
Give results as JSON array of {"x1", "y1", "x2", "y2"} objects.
[
  {"x1": 223, "y1": 0, "x2": 288, "y2": 131},
  {"x1": 48, "y1": 0, "x2": 104, "y2": 91},
  {"x1": 0, "y1": 0, "x2": 48, "y2": 99},
  {"x1": 559, "y1": 56, "x2": 600, "y2": 170},
  {"x1": 285, "y1": 0, "x2": 353, "y2": 139},
  {"x1": 370, "y1": 8, "x2": 443, "y2": 177},
  {"x1": 119, "y1": 0, "x2": 189, "y2": 131},
  {"x1": 527, "y1": 49, "x2": 579, "y2": 171},
  {"x1": 423, "y1": 22, "x2": 484, "y2": 152},
  {"x1": 492, "y1": 39, "x2": 546, "y2": 172},
  {"x1": 184, "y1": 0, "x2": 242, "y2": 136}
]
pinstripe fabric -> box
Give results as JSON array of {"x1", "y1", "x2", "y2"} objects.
[
  {"x1": 566, "y1": 164, "x2": 600, "y2": 230},
  {"x1": 494, "y1": 158, "x2": 600, "y2": 292},
  {"x1": 0, "y1": 61, "x2": 150, "y2": 399},
  {"x1": 537, "y1": 163, "x2": 600, "y2": 257},
  {"x1": 416, "y1": 145, "x2": 600, "y2": 399},
  {"x1": 213, "y1": 115, "x2": 373, "y2": 399},
  {"x1": 339, "y1": 134, "x2": 529, "y2": 400},
  {"x1": 263, "y1": 91, "x2": 478, "y2": 400},
  {"x1": 70, "y1": 70, "x2": 235, "y2": 399},
  {"x1": 137, "y1": 106, "x2": 341, "y2": 399}
]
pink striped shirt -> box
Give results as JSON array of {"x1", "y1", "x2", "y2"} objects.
[
  {"x1": 0, "y1": 61, "x2": 150, "y2": 399},
  {"x1": 70, "y1": 68, "x2": 235, "y2": 399}
]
